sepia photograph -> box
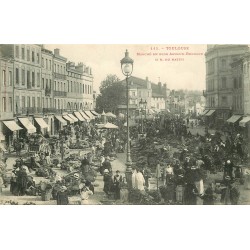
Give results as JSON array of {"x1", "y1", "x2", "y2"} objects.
[{"x1": 0, "y1": 44, "x2": 249, "y2": 205}]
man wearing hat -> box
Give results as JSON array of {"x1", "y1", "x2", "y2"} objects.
[
  {"x1": 113, "y1": 170, "x2": 123, "y2": 200},
  {"x1": 57, "y1": 186, "x2": 69, "y2": 205}
]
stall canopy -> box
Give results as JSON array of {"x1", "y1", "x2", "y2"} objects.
[
  {"x1": 2, "y1": 120, "x2": 23, "y2": 132},
  {"x1": 106, "y1": 112, "x2": 116, "y2": 118},
  {"x1": 239, "y1": 116, "x2": 250, "y2": 127},
  {"x1": 74, "y1": 112, "x2": 84, "y2": 121},
  {"x1": 200, "y1": 110, "x2": 209, "y2": 116},
  {"x1": 79, "y1": 111, "x2": 90, "y2": 121},
  {"x1": 68, "y1": 114, "x2": 78, "y2": 122},
  {"x1": 34, "y1": 118, "x2": 49, "y2": 129},
  {"x1": 63, "y1": 115, "x2": 74, "y2": 124},
  {"x1": 55, "y1": 116, "x2": 67, "y2": 126},
  {"x1": 227, "y1": 115, "x2": 242, "y2": 123},
  {"x1": 84, "y1": 110, "x2": 95, "y2": 120},
  {"x1": 205, "y1": 110, "x2": 216, "y2": 116},
  {"x1": 101, "y1": 122, "x2": 118, "y2": 129},
  {"x1": 18, "y1": 118, "x2": 36, "y2": 133}
]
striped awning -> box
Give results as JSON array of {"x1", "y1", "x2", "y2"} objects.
[
  {"x1": 18, "y1": 118, "x2": 36, "y2": 133},
  {"x1": 55, "y1": 116, "x2": 67, "y2": 126},
  {"x1": 74, "y1": 112, "x2": 84, "y2": 121},
  {"x1": 80, "y1": 111, "x2": 90, "y2": 121},
  {"x1": 34, "y1": 118, "x2": 49, "y2": 129},
  {"x1": 239, "y1": 116, "x2": 250, "y2": 127},
  {"x1": 84, "y1": 110, "x2": 95, "y2": 119},
  {"x1": 200, "y1": 110, "x2": 209, "y2": 116},
  {"x1": 3, "y1": 120, "x2": 23, "y2": 132},
  {"x1": 68, "y1": 114, "x2": 78, "y2": 122},
  {"x1": 227, "y1": 115, "x2": 242, "y2": 123},
  {"x1": 205, "y1": 110, "x2": 216, "y2": 116},
  {"x1": 63, "y1": 115, "x2": 74, "y2": 124}
]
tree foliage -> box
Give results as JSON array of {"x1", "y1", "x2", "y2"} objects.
[
  {"x1": 99, "y1": 74, "x2": 120, "y2": 93},
  {"x1": 96, "y1": 74, "x2": 126, "y2": 113}
]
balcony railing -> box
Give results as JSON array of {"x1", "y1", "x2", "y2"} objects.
[
  {"x1": 54, "y1": 73, "x2": 66, "y2": 80},
  {"x1": 15, "y1": 107, "x2": 43, "y2": 116},
  {"x1": 43, "y1": 108, "x2": 66, "y2": 114},
  {"x1": 54, "y1": 91, "x2": 67, "y2": 97}
]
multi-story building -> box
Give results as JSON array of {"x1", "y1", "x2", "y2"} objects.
[
  {"x1": 204, "y1": 44, "x2": 248, "y2": 128},
  {"x1": 0, "y1": 44, "x2": 43, "y2": 138},
  {"x1": 41, "y1": 47, "x2": 54, "y2": 133},
  {"x1": 0, "y1": 54, "x2": 21, "y2": 149},
  {"x1": 0, "y1": 44, "x2": 95, "y2": 144},
  {"x1": 117, "y1": 76, "x2": 169, "y2": 118},
  {"x1": 230, "y1": 53, "x2": 250, "y2": 140}
]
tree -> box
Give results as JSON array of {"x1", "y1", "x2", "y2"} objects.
[
  {"x1": 96, "y1": 74, "x2": 126, "y2": 113},
  {"x1": 99, "y1": 74, "x2": 120, "y2": 92}
]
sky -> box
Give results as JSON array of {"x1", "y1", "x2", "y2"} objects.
[{"x1": 45, "y1": 44, "x2": 207, "y2": 93}]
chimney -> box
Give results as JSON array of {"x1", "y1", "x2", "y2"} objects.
[
  {"x1": 75, "y1": 62, "x2": 83, "y2": 72},
  {"x1": 146, "y1": 77, "x2": 151, "y2": 89},
  {"x1": 54, "y1": 48, "x2": 60, "y2": 56},
  {"x1": 158, "y1": 82, "x2": 162, "y2": 90}
]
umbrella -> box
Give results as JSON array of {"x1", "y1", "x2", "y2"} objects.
[{"x1": 106, "y1": 112, "x2": 116, "y2": 118}]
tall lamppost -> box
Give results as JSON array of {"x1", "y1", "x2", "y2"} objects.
[
  {"x1": 121, "y1": 50, "x2": 134, "y2": 187},
  {"x1": 139, "y1": 98, "x2": 147, "y2": 133}
]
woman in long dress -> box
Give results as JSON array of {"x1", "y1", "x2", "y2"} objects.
[{"x1": 135, "y1": 169, "x2": 145, "y2": 191}]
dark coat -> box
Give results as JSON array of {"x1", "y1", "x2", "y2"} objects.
[
  {"x1": 57, "y1": 191, "x2": 69, "y2": 205},
  {"x1": 202, "y1": 186, "x2": 215, "y2": 205}
]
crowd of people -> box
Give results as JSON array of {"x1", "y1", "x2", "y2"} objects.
[{"x1": 0, "y1": 112, "x2": 249, "y2": 205}]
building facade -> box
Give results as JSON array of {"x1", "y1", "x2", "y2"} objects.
[
  {"x1": 204, "y1": 44, "x2": 249, "y2": 128},
  {"x1": 117, "y1": 76, "x2": 169, "y2": 118},
  {"x1": 0, "y1": 44, "x2": 94, "y2": 147}
]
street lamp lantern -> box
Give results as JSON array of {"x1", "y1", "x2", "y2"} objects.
[
  {"x1": 121, "y1": 49, "x2": 134, "y2": 77},
  {"x1": 120, "y1": 50, "x2": 134, "y2": 188}
]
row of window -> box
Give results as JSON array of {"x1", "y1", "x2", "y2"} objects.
[
  {"x1": 15, "y1": 68, "x2": 40, "y2": 87},
  {"x1": 2, "y1": 97, "x2": 12, "y2": 112},
  {"x1": 13, "y1": 96, "x2": 92, "y2": 111},
  {"x1": 207, "y1": 79, "x2": 215, "y2": 91},
  {"x1": 130, "y1": 91, "x2": 150, "y2": 97},
  {"x1": 2, "y1": 70, "x2": 12, "y2": 86},
  {"x1": 207, "y1": 59, "x2": 215, "y2": 74},
  {"x1": 15, "y1": 45, "x2": 40, "y2": 64},
  {"x1": 207, "y1": 96, "x2": 215, "y2": 107},
  {"x1": 233, "y1": 77, "x2": 242, "y2": 89},
  {"x1": 233, "y1": 95, "x2": 243, "y2": 110},
  {"x1": 13, "y1": 69, "x2": 92, "y2": 94},
  {"x1": 42, "y1": 57, "x2": 52, "y2": 70}
]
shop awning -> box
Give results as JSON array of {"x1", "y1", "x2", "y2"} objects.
[
  {"x1": 63, "y1": 115, "x2": 74, "y2": 124},
  {"x1": 90, "y1": 110, "x2": 100, "y2": 117},
  {"x1": 200, "y1": 110, "x2": 209, "y2": 116},
  {"x1": 34, "y1": 118, "x2": 49, "y2": 129},
  {"x1": 74, "y1": 112, "x2": 84, "y2": 121},
  {"x1": 227, "y1": 115, "x2": 242, "y2": 123},
  {"x1": 205, "y1": 110, "x2": 216, "y2": 116},
  {"x1": 18, "y1": 118, "x2": 36, "y2": 133},
  {"x1": 239, "y1": 116, "x2": 250, "y2": 127},
  {"x1": 80, "y1": 111, "x2": 90, "y2": 121},
  {"x1": 3, "y1": 120, "x2": 23, "y2": 132},
  {"x1": 68, "y1": 114, "x2": 78, "y2": 122},
  {"x1": 55, "y1": 116, "x2": 67, "y2": 126},
  {"x1": 84, "y1": 110, "x2": 95, "y2": 119}
]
